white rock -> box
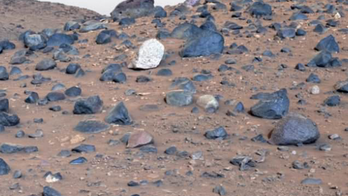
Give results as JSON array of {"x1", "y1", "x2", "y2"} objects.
[
  {"x1": 129, "y1": 39, "x2": 164, "y2": 70},
  {"x1": 197, "y1": 95, "x2": 219, "y2": 112},
  {"x1": 309, "y1": 85, "x2": 320, "y2": 95}
]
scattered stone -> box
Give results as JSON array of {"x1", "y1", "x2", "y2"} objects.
[
  {"x1": 205, "y1": 127, "x2": 228, "y2": 140},
  {"x1": 25, "y1": 92, "x2": 39, "y2": 104},
  {"x1": 315, "y1": 35, "x2": 339, "y2": 53},
  {"x1": 36, "y1": 59, "x2": 57, "y2": 71},
  {"x1": 127, "y1": 131, "x2": 154, "y2": 148},
  {"x1": 105, "y1": 102, "x2": 133, "y2": 125},
  {"x1": 165, "y1": 90, "x2": 193, "y2": 107},
  {"x1": 324, "y1": 95, "x2": 340, "y2": 106},
  {"x1": 196, "y1": 95, "x2": 219, "y2": 113},
  {"x1": 129, "y1": 39, "x2": 164, "y2": 70},
  {"x1": 335, "y1": 80, "x2": 348, "y2": 93},
  {"x1": 65, "y1": 86, "x2": 82, "y2": 97},
  {"x1": 96, "y1": 30, "x2": 117, "y2": 45},
  {"x1": 69, "y1": 157, "x2": 87, "y2": 165},
  {"x1": 47, "y1": 33, "x2": 74, "y2": 47},
  {"x1": 248, "y1": 2, "x2": 272, "y2": 18},
  {"x1": 28, "y1": 129, "x2": 44, "y2": 138},
  {"x1": 230, "y1": 156, "x2": 256, "y2": 171},
  {"x1": 270, "y1": 113, "x2": 320, "y2": 146},
  {"x1": 301, "y1": 178, "x2": 322, "y2": 185},
  {"x1": 74, "y1": 120, "x2": 110, "y2": 134},
  {"x1": 0, "y1": 66, "x2": 9, "y2": 80},
  {"x1": 309, "y1": 85, "x2": 320, "y2": 95},
  {"x1": 72, "y1": 144, "x2": 96, "y2": 153},
  {"x1": 43, "y1": 186, "x2": 62, "y2": 196},
  {"x1": 45, "y1": 172, "x2": 63, "y2": 183},
  {"x1": 0, "y1": 158, "x2": 10, "y2": 175},
  {"x1": 164, "y1": 146, "x2": 177, "y2": 155},
  {"x1": 0, "y1": 143, "x2": 38, "y2": 154},
  {"x1": 46, "y1": 92, "x2": 65, "y2": 102},
  {"x1": 66, "y1": 63, "x2": 81, "y2": 75},
  {"x1": 0, "y1": 98, "x2": 9, "y2": 113},
  {"x1": 0, "y1": 112, "x2": 20, "y2": 126},
  {"x1": 73, "y1": 96, "x2": 103, "y2": 114},
  {"x1": 213, "y1": 185, "x2": 226, "y2": 196}
]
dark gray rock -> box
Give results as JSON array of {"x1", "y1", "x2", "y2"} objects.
[
  {"x1": 64, "y1": 21, "x2": 81, "y2": 31},
  {"x1": 80, "y1": 22, "x2": 107, "y2": 33},
  {"x1": 53, "y1": 49, "x2": 71, "y2": 62},
  {"x1": 0, "y1": 98, "x2": 9, "y2": 113},
  {"x1": 335, "y1": 80, "x2": 348, "y2": 93},
  {"x1": 0, "y1": 40, "x2": 15, "y2": 50},
  {"x1": 164, "y1": 146, "x2": 177, "y2": 155},
  {"x1": 74, "y1": 120, "x2": 110, "y2": 133},
  {"x1": 213, "y1": 185, "x2": 226, "y2": 196},
  {"x1": 165, "y1": 90, "x2": 193, "y2": 107},
  {"x1": 73, "y1": 96, "x2": 103, "y2": 114},
  {"x1": 0, "y1": 143, "x2": 38, "y2": 154},
  {"x1": 23, "y1": 33, "x2": 47, "y2": 51},
  {"x1": 119, "y1": 17, "x2": 136, "y2": 26},
  {"x1": 306, "y1": 73, "x2": 321, "y2": 83},
  {"x1": 10, "y1": 50, "x2": 29, "y2": 65},
  {"x1": 25, "y1": 92, "x2": 39, "y2": 104},
  {"x1": 105, "y1": 102, "x2": 133, "y2": 125},
  {"x1": 205, "y1": 126, "x2": 228, "y2": 140},
  {"x1": 43, "y1": 186, "x2": 62, "y2": 196},
  {"x1": 0, "y1": 158, "x2": 10, "y2": 175},
  {"x1": 0, "y1": 66, "x2": 9, "y2": 80},
  {"x1": 96, "y1": 30, "x2": 117, "y2": 44},
  {"x1": 230, "y1": 156, "x2": 256, "y2": 171},
  {"x1": 154, "y1": 6, "x2": 167, "y2": 18},
  {"x1": 47, "y1": 33, "x2": 74, "y2": 47},
  {"x1": 170, "y1": 77, "x2": 196, "y2": 93},
  {"x1": 247, "y1": 2, "x2": 272, "y2": 18},
  {"x1": 66, "y1": 63, "x2": 81, "y2": 75},
  {"x1": 9, "y1": 66, "x2": 22, "y2": 75},
  {"x1": 65, "y1": 86, "x2": 81, "y2": 97},
  {"x1": 171, "y1": 22, "x2": 203, "y2": 40},
  {"x1": 324, "y1": 95, "x2": 340, "y2": 106},
  {"x1": 315, "y1": 35, "x2": 339, "y2": 53},
  {"x1": 46, "y1": 92, "x2": 65, "y2": 102},
  {"x1": 250, "y1": 89, "x2": 289, "y2": 119},
  {"x1": 72, "y1": 144, "x2": 96, "y2": 153},
  {"x1": 301, "y1": 178, "x2": 322, "y2": 185},
  {"x1": 270, "y1": 113, "x2": 320, "y2": 145},
  {"x1": 111, "y1": 0, "x2": 154, "y2": 20},
  {"x1": 0, "y1": 112, "x2": 20, "y2": 126},
  {"x1": 180, "y1": 30, "x2": 224, "y2": 57},
  {"x1": 277, "y1": 28, "x2": 296, "y2": 39},
  {"x1": 36, "y1": 59, "x2": 57, "y2": 71}
]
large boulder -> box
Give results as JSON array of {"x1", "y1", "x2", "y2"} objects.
[
  {"x1": 110, "y1": 0, "x2": 154, "y2": 21},
  {"x1": 270, "y1": 113, "x2": 320, "y2": 146},
  {"x1": 180, "y1": 30, "x2": 224, "y2": 57},
  {"x1": 250, "y1": 89, "x2": 289, "y2": 119},
  {"x1": 129, "y1": 39, "x2": 164, "y2": 70}
]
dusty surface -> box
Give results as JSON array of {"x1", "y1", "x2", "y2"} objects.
[
  {"x1": 0, "y1": 0, "x2": 348, "y2": 195},
  {"x1": 0, "y1": 0, "x2": 100, "y2": 40}
]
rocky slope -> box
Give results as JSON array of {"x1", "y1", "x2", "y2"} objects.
[{"x1": 0, "y1": 0, "x2": 348, "y2": 195}]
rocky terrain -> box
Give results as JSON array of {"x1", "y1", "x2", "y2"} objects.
[{"x1": 0, "y1": 0, "x2": 348, "y2": 195}]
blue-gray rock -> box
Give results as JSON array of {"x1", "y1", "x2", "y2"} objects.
[
  {"x1": 96, "y1": 30, "x2": 117, "y2": 44},
  {"x1": 47, "y1": 33, "x2": 74, "y2": 47},
  {"x1": 200, "y1": 21, "x2": 217, "y2": 32},
  {"x1": 270, "y1": 113, "x2": 320, "y2": 145},
  {"x1": 100, "y1": 64, "x2": 122, "y2": 81},
  {"x1": 119, "y1": 17, "x2": 136, "y2": 26},
  {"x1": 105, "y1": 102, "x2": 133, "y2": 125},
  {"x1": 24, "y1": 34, "x2": 47, "y2": 50},
  {"x1": 301, "y1": 178, "x2": 322, "y2": 185},
  {"x1": 0, "y1": 125, "x2": 4, "y2": 132},
  {"x1": 64, "y1": 21, "x2": 81, "y2": 31},
  {"x1": 25, "y1": 94, "x2": 37, "y2": 103},
  {"x1": 296, "y1": 28, "x2": 307, "y2": 36},
  {"x1": 250, "y1": 89, "x2": 289, "y2": 119},
  {"x1": 165, "y1": 90, "x2": 193, "y2": 107},
  {"x1": 230, "y1": 156, "x2": 256, "y2": 171},
  {"x1": 314, "y1": 35, "x2": 339, "y2": 53},
  {"x1": 170, "y1": 77, "x2": 196, "y2": 93},
  {"x1": 306, "y1": 73, "x2": 321, "y2": 83},
  {"x1": 213, "y1": 185, "x2": 226, "y2": 196},
  {"x1": 0, "y1": 112, "x2": 20, "y2": 126},
  {"x1": 111, "y1": 0, "x2": 154, "y2": 20},
  {"x1": 46, "y1": 92, "x2": 65, "y2": 102},
  {"x1": 73, "y1": 95, "x2": 103, "y2": 114},
  {"x1": 205, "y1": 126, "x2": 228, "y2": 140},
  {"x1": 0, "y1": 66, "x2": 9, "y2": 80},
  {"x1": 60, "y1": 43, "x2": 79, "y2": 55},
  {"x1": 0, "y1": 143, "x2": 38, "y2": 154},
  {"x1": 69, "y1": 157, "x2": 87, "y2": 165},
  {"x1": 0, "y1": 40, "x2": 15, "y2": 50},
  {"x1": 154, "y1": 6, "x2": 167, "y2": 18},
  {"x1": 180, "y1": 30, "x2": 224, "y2": 57},
  {"x1": 247, "y1": 2, "x2": 272, "y2": 17},
  {"x1": 10, "y1": 50, "x2": 29, "y2": 65},
  {"x1": 36, "y1": 59, "x2": 57, "y2": 71},
  {"x1": 43, "y1": 186, "x2": 62, "y2": 196},
  {"x1": 74, "y1": 120, "x2": 110, "y2": 133},
  {"x1": 277, "y1": 28, "x2": 296, "y2": 39},
  {"x1": 0, "y1": 158, "x2": 10, "y2": 175},
  {"x1": 80, "y1": 22, "x2": 107, "y2": 33},
  {"x1": 290, "y1": 12, "x2": 308, "y2": 20},
  {"x1": 324, "y1": 95, "x2": 340, "y2": 106},
  {"x1": 171, "y1": 22, "x2": 203, "y2": 40},
  {"x1": 156, "y1": 68, "x2": 172, "y2": 76},
  {"x1": 72, "y1": 144, "x2": 96, "y2": 153},
  {"x1": 113, "y1": 72, "x2": 127, "y2": 83},
  {"x1": 313, "y1": 24, "x2": 327, "y2": 34},
  {"x1": 335, "y1": 80, "x2": 348, "y2": 93},
  {"x1": 164, "y1": 146, "x2": 177, "y2": 155},
  {"x1": 0, "y1": 98, "x2": 9, "y2": 113},
  {"x1": 307, "y1": 51, "x2": 337, "y2": 68},
  {"x1": 65, "y1": 86, "x2": 81, "y2": 97},
  {"x1": 53, "y1": 49, "x2": 71, "y2": 62},
  {"x1": 66, "y1": 63, "x2": 81, "y2": 74}
]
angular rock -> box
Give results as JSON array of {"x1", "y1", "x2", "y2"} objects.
[
  {"x1": 10, "y1": 50, "x2": 29, "y2": 65},
  {"x1": 80, "y1": 22, "x2": 107, "y2": 33},
  {"x1": 43, "y1": 186, "x2": 62, "y2": 196},
  {"x1": 250, "y1": 89, "x2": 289, "y2": 119},
  {"x1": 69, "y1": 157, "x2": 87, "y2": 165},
  {"x1": 36, "y1": 59, "x2": 57, "y2": 71},
  {"x1": 324, "y1": 95, "x2": 340, "y2": 106},
  {"x1": 334, "y1": 80, "x2": 348, "y2": 93},
  {"x1": 270, "y1": 113, "x2": 320, "y2": 145},
  {"x1": 73, "y1": 95, "x2": 103, "y2": 115},
  {"x1": 0, "y1": 98, "x2": 9, "y2": 113},
  {"x1": 205, "y1": 127, "x2": 228, "y2": 140},
  {"x1": 0, "y1": 158, "x2": 10, "y2": 175},
  {"x1": 72, "y1": 144, "x2": 96, "y2": 153},
  {"x1": 111, "y1": 0, "x2": 154, "y2": 20},
  {"x1": 64, "y1": 21, "x2": 81, "y2": 31},
  {"x1": 165, "y1": 90, "x2": 193, "y2": 107},
  {"x1": 105, "y1": 102, "x2": 132, "y2": 125},
  {"x1": 0, "y1": 112, "x2": 20, "y2": 126},
  {"x1": 129, "y1": 39, "x2": 164, "y2": 70},
  {"x1": 96, "y1": 30, "x2": 117, "y2": 45},
  {"x1": 230, "y1": 156, "x2": 256, "y2": 171},
  {"x1": 127, "y1": 131, "x2": 154, "y2": 148},
  {"x1": 74, "y1": 120, "x2": 110, "y2": 134},
  {"x1": 0, "y1": 66, "x2": 9, "y2": 80},
  {"x1": 307, "y1": 51, "x2": 334, "y2": 67},
  {"x1": 180, "y1": 30, "x2": 224, "y2": 57},
  {"x1": 0, "y1": 40, "x2": 15, "y2": 50},
  {"x1": 197, "y1": 95, "x2": 219, "y2": 113},
  {"x1": 170, "y1": 77, "x2": 196, "y2": 93},
  {"x1": 315, "y1": 35, "x2": 339, "y2": 53}
]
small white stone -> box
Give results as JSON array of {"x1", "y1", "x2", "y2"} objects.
[
  {"x1": 196, "y1": 95, "x2": 219, "y2": 112},
  {"x1": 309, "y1": 85, "x2": 320, "y2": 95},
  {"x1": 129, "y1": 39, "x2": 165, "y2": 70}
]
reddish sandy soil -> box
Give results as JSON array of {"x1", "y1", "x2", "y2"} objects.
[{"x1": 0, "y1": 0, "x2": 348, "y2": 195}]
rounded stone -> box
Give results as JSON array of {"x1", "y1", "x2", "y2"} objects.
[{"x1": 129, "y1": 39, "x2": 164, "y2": 70}]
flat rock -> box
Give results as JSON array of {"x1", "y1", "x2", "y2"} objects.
[
  {"x1": 270, "y1": 113, "x2": 320, "y2": 145},
  {"x1": 105, "y1": 102, "x2": 132, "y2": 125},
  {"x1": 74, "y1": 120, "x2": 110, "y2": 133},
  {"x1": 127, "y1": 131, "x2": 154, "y2": 148},
  {"x1": 43, "y1": 186, "x2": 62, "y2": 196},
  {"x1": 129, "y1": 39, "x2": 164, "y2": 69},
  {"x1": 335, "y1": 80, "x2": 348, "y2": 93},
  {"x1": 72, "y1": 144, "x2": 96, "y2": 153},
  {"x1": 301, "y1": 178, "x2": 322, "y2": 185},
  {"x1": 0, "y1": 143, "x2": 38, "y2": 154},
  {"x1": 36, "y1": 59, "x2": 57, "y2": 71},
  {"x1": 165, "y1": 90, "x2": 193, "y2": 107}
]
